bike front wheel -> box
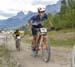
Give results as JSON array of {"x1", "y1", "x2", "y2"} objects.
[
  {"x1": 16, "y1": 39, "x2": 21, "y2": 51},
  {"x1": 41, "y1": 36, "x2": 51, "y2": 62}
]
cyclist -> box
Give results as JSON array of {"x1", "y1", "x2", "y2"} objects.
[
  {"x1": 14, "y1": 29, "x2": 24, "y2": 39},
  {"x1": 29, "y1": 7, "x2": 54, "y2": 56},
  {"x1": 14, "y1": 29, "x2": 20, "y2": 39},
  {"x1": 14, "y1": 29, "x2": 24, "y2": 49}
]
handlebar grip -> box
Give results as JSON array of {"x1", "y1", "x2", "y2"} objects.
[{"x1": 51, "y1": 27, "x2": 55, "y2": 30}]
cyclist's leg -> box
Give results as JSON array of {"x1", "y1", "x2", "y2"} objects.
[
  {"x1": 31, "y1": 24, "x2": 43, "y2": 56},
  {"x1": 15, "y1": 36, "x2": 18, "y2": 48},
  {"x1": 35, "y1": 24, "x2": 43, "y2": 50},
  {"x1": 32, "y1": 35, "x2": 37, "y2": 50},
  {"x1": 31, "y1": 27, "x2": 38, "y2": 56},
  {"x1": 37, "y1": 24, "x2": 43, "y2": 43}
]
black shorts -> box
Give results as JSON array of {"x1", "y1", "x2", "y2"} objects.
[{"x1": 32, "y1": 24, "x2": 43, "y2": 36}]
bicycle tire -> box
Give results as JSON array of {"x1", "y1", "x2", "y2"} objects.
[
  {"x1": 16, "y1": 39, "x2": 21, "y2": 51},
  {"x1": 41, "y1": 36, "x2": 51, "y2": 62}
]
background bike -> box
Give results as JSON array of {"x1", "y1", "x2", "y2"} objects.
[{"x1": 16, "y1": 36, "x2": 21, "y2": 51}]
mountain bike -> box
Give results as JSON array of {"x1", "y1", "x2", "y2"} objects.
[
  {"x1": 16, "y1": 36, "x2": 21, "y2": 51},
  {"x1": 35, "y1": 28, "x2": 51, "y2": 62}
]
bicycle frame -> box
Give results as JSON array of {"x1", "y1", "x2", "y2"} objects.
[
  {"x1": 33, "y1": 28, "x2": 50, "y2": 62},
  {"x1": 16, "y1": 36, "x2": 21, "y2": 51},
  {"x1": 36, "y1": 28, "x2": 47, "y2": 50}
]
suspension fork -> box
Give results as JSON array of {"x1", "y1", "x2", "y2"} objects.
[
  {"x1": 39, "y1": 35, "x2": 44, "y2": 49},
  {"x1": 40, "y1": 35, "x2": 48, "y2": 49},
  {"x1": 35, "y1": 35, "x2": 40, "y2": 50},
  {"x1": 36, "y1": 34, "x2": 41, "y2": 44}
]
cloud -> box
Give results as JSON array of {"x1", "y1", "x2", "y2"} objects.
[
  {"x1": 32, "y1": 0, "x2": 60, "y2": 5},
  {"x1": 0, "y1": 0, "x2": 60, "y2": 19},
  {"x1": 0, "y1": 15, "x2": 9, "y2": 20},
  {"x1": 0, "y1": 0, "x2": 60, "y2": 12},
  {"x1": 32, "y1": 0, "x2": 49, "y2": 5},
  {"x1": 0, "y1": 11, "x2": 14, "y2": 17}
]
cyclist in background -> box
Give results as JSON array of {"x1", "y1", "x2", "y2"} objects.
[
  {"x1": 29, "y1": 7, "x2": 54, "y2": 56},
  {"x1": 14, "y1": 29, "x2": 24, "y2": 39},
  {"x1": 14, "y1": 29, "x2": 24, "y2": 51},
  {"x1": 14, "y1": 29, "x2": 20, "y2": 39}
]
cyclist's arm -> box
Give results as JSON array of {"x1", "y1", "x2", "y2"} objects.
[
  {"x1": 47, "y1": 19, "x2": 55, "y2": 30},
  {"x1": 49, "y1": 20, "x2": 53, "y2": 27},
  {"x1": 44, "y1": 14, "x2": 54, "y2": 29}
]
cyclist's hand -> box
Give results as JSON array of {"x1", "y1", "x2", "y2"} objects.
[
  {"x1": 47, "y1": 26, "x2": 55, "y2": 31},
  {"x1": 51, "y1": 27, "x2": 55, "y2": 30}
]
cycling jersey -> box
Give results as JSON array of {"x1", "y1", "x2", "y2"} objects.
[
  {"x1": 30, "y1": 14, "x2": 48, "y2": 36},
  {"x1": 30, "y1": 14, "x2": 48, "y2": 25},
  {"x1": 14, "y1": 31, "x2": 24, "y2": 38}
]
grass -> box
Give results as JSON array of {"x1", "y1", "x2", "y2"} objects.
[
  {"x1": 0, "y1": 45, "x2": 9, "y2": 57},
  {"x1": 50, "y1": 39, "x2": 74, "y2": 48},
  {"x1": 22, "y1": 35, "x2": 32, "y2": 43},
  {"x1": 48, "y1": 28, "x2": 75, "y2": 48},
  {"x1": 22, "y1": 28, "x2": 75, "y2": 48},
  {"x1": 0, "y1": 44, "x2": 17, "y2": 67},
  {"x1": 0, "y1": 45, "x2": 10, "y2": 67}
]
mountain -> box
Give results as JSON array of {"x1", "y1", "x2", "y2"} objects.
[
  {"x1": 12, "y1": 11, "x2": 26, "y2": 20},
  {"x1": 46, "y1": 0, "x2": 62, "y2": 14},
  {"x1": 0, "y1": 11, "x2": 37, "y2": 29},
  {"x1": 0, "y1": 12, "x2": 26, "y2": 29},
  {"x1": 23, "y1": 11, "x2": 37, "y2": 22},
  {"x1": 0, "y1": 0, "x2": 62, "y2": 29}
]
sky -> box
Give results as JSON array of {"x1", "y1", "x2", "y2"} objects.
[{"x1": 0, "y1": 0, "x2": 59, "y2": 19}]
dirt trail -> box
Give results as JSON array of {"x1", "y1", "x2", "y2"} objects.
[{"x1": 5, "y1": 34, "x2": 72, "y2": 67}]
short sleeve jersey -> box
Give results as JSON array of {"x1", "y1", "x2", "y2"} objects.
[{"x1": 30, "y1": 14, "x2": 48, "y2": 25}]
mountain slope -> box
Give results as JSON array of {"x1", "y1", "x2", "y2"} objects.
[
  {"x1": 0, "y1": 0, "x2": 62, "y2": 29},
  {"x1": 46, "y1": 0, "x2": 62, "y2": 14}
]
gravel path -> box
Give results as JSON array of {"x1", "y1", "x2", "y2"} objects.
[{"x1": 0, "y1": 33, "x2": 72, "y2": 67}]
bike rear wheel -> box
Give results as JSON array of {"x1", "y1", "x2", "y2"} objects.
[
  {"x1": 16, "y1": 39, "x2": 21, "y2": 51},
  {"x1": 41, "y1": 36, "x2": 51, "y2": 62}
]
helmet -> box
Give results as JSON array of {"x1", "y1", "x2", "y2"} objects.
[{"x1": 38, "y1": 7, "x2": 45, "y2": 13}]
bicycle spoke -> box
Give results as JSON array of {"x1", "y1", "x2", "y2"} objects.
[{"x1": 41, "y1": 36, "x2": 50, "y2": 62}]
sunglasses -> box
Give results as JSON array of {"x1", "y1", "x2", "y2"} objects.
[{"x1": 39, "y1": 11, "x2": 45, "y2": 13}]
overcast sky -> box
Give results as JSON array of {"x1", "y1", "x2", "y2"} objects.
[{"x1": 0, "y1": 0, "x2": 59, "y2": 19}]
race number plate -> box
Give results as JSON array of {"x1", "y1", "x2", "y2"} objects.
[
  {"x1": 40, "y1": 28, "x2": 47, "y2": 33},
  {"x1": 17, "y1": 36, "x2": 21, "y2": 39}
]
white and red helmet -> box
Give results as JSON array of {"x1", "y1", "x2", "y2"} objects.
[{"x1": 38, "y1": 7, "x2": 45, "y2": 13}]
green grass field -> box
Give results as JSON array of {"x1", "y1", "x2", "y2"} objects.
[
  {"x1": 48, "y1": 28, "x2": 75, "y2": 48},
  {"x1": 22, "y1": 28, "x2": 75, "y2": 48}
]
